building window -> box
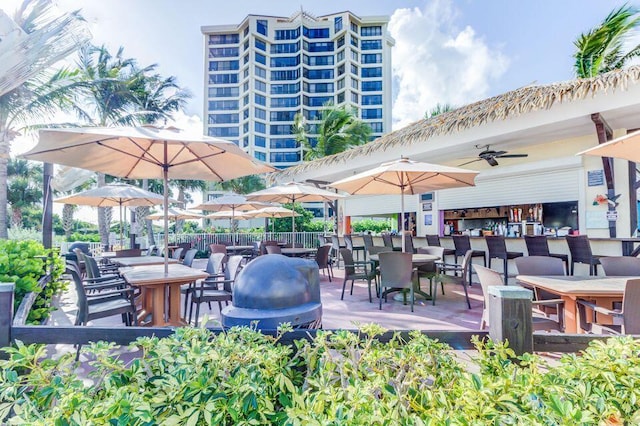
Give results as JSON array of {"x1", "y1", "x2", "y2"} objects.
[
  {"x1": 337, "y1": 35, "x2": 345, "y2": 48},
  {"x1": 254, "y1": 121, "x2": 266, "y2": 134},
  {"x1": 255, "y1": 108, "x2": 266, "y2": 119},
  {"x1": 369, "y1": 122, "x2": 383, "y2": 133},
  {"x1": 257, "y1": 19, "x2": 268, "y2": 36},
  {"x1": 304, "y1": 55, "x2": 334, "y2": 66},
  {"x1": 304, "y1": 95, "x2": 333, "y2": 107},
  {"x1": 208, "y1": 113, "x2": 239, "y2": 124},
  {"x1": 254, "y1": 151, "x2": 266, "y2": 161},
  {"x1": 362, "y1": 95, "x2": 382, "y2": 105},
  {"x1": 305, "y1": 41, "x2": 334, "y2": 52},
  {"x1": 270, "y1": 96, "x2": 300, "y2": 108},
  {"x1": 254, "y1": 38, "x2": 266, "y2": 51},
  {"x1": 361, "y1": 67, "x2": 382, "y2": 78},
  {"x1": 361, "y1": 26, "x2": 382, "y2": 37},
  {"x1": 270, "y1": 110, "x2": 297, "y2": 121},
  {"x1": 242, "y1": 136, "x2": 249, "y2": 147},
  {"x1": 255, "y1": 52, "x2": 266, "y2": 65},
  {"x1": 209, "y1": 47, "x2": 239, "y2": 57},
  {"x1": 243, "y1": 53, "x2": 249, "y2": 64},
  {"x1": 271, "y1": 55, "x2": 300, "y2": 67},
  {"x1": 337, "y1": 78, "x2": 345, "y2": 90},
  {"x1": 271, "y1": 42, "x2": 300, "y2": 54},
  {"x1": 270, "y1": 138, "x2": 299, "y2": 149},
  {"x1": 243, "y1": 26, "x2": 249, "y2": 37},
  {"x1": 243, "y1": 68, "x2": 249, "y2": 78},
  {"x1": 351, "y1": 92, "x2": 358, "y2": 103},
  {"x1": 334, "y1": 16, "x2": 343, "y2": 33},
  {"x1": 243, "y1": 122, "x2": 249, "y2": 133},
  {"x1": 208, "y1": 127, "x2": 239, "y2": 137},
  {"x1": 351, "y1": 50, "x2": 358, "y2": 61},
  {"x1": 336, "y1": 50, "x2": 345, "y2": 62},
  {"x1": 303, "y1": 109, "x2": 322, "y2": 120},
  {"x1": 350, "y1": 64, "x2": 358, "y2": 75},
  {"x1": 208, "y1": 60, "x2": 239, "y2": 71},
  {"x1": 243, "y1": 108, "x2": 249, "y2": 119},
  {"x1": 271, "y1": 82, "x2": 300, "y2": 95},
  {"x1": 361, "y1": 108, "x2": 382, "y2": 119},
  {"x1": 270, "y1": 124, "x2": 293, "y2": 135},
  {"x1": 304, "y1": 82, "x2": 334, "y2": 93},
  {"x1": 208, "y1": 100, "x2": 238, "y2": 110},
  {"x1": 337, "y1": 64, "x2": 345, "y2": 76},
  {"x1": 337, "y1": 91, "x2": 345, "y2": 104},
  {"x1": 361, "y1": 39, "x2": 382, "y2": 50},
  {"x1": 209, "y1": 87, "x2": 239, "y2": 97},
  {"x1": 275, "y1": 28, "x2": 300, "y2": 40},
  {"x1": 254, "y1": 93, "x2": 266, "y2": 106},
  {"x1": 350, "y1": 79, "x2": 358, "y2": 90},
  {"x1": 304, "y1": 69, "x2": 334, "y2": 80},
  {"x1": 243, "y1": 94, "x2": 249, "y2": 106},
  {"x1": 350, "y1": 21, "x2": 358, "y2": 33},
  {"x1": 362, "y1": 80, "x2": 382, "y2": 91},
  {"x1": 244, "y1": 39, "x2": 249, "y2": 51},
  {"x1": 243, "y1": 81, "x2": 249, "y2": 92},
  {"x1": 350, "y1": 36, "x2": 358, "y2": 48},
  {"x1": 255, "y1": 80, "x2": 266, "y2": 92},
  {"x1": 208, "y1": 73, "x2": 238, "y2": 84},
  {"x1": 303, "y1": 27, "x2": 330, "y2": 39},
  {"x1": 255, "y1": 135, "x2": 266, "y2": 147},
  {"x1": 255, "y1": 66, "x2": 266, "y2": 78},
  {"x1": 270, "y1": 151, "x2": 301, "y2": 163},
  {"x1": 271, "y1": 69, "x2": 300, "y2": 81},
  {"x1": 209, "y1": 34, "x2": 240, "y2": 45},
  {"x1": 362, "y1": 53, "x2": 382, "y2": 64}
]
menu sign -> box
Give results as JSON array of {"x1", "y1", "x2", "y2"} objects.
[{"x1": 588, "y1": 170, "x2": 605, "y2": 187}]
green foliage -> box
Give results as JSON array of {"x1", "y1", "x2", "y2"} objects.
[
  {"x1": 424, "y1": 102, "x2": 454, "y2": 119},
  {"x1": 272, "y1": 203, "x2": 316, "y2": 232},
  {"x1": 351, "y1": 218, "x2": 391, "y2": 233},
  {"x1": 67, "y1": 232, "x2": 100, "y2": 242},
  {"x1": 2, "y1": 328, "x2": 640, "y2": 424},
  {"x1": 0, "y1": 240, "x2": 65, "y2": 324},
  {"x1": 303, "y1": 220, "x2": 333, "y2": 233}
]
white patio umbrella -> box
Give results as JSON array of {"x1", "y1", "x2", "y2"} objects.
[
  {"x1": 244, "y1": 206, "x2": 301, "y2": 233},
  {"x1": 577, "y1": 130, "x2": 640, "y2": 162},
  {"x1": 23, "y1": 125, "x2": 274, "y2": 273},
  {"x1": 246, "y1": 182, "x2": 344, "y2": 233},
  {"x1": 145, "y1": 207, "x2": 204, "y2": 221},
  {"x1": 328, "y1": 157, "x2": 479, "y2": 252},
  {"x1": 54, "y1": 182, "x2": 168, "y2": 249},
  {"x1": 193, "y1": 193, "x2": 271, "y2": 239}
]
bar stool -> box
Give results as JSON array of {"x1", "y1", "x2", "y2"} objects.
[
  {"x1": 523, "y1": 235, "x2": 569, "y2": 274},
  {"x1": 452, "y1": 235, "x2": 486, "y2": 266},
  {"x1": 331, "y1": 234, "x2": 346, "y2": 268},
  {"x1": 565, "y1": 235, "x2": 603, "y2": 275},
  {"x1": 381, "y1": 232, "x2": 401, "y2": 251},
  {"x1": 425, "y1": 234, "x2": 456, "y2": 262},
  {"x1": 485, "y1": 235, "x2": 523, "y2": 283}
]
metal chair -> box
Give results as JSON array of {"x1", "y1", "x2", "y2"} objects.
[
  {"x1": 435, "y1": 250, "x2": 472, "y2": 308},
  {"x1": 403, "y1": 232, "x2": 417, "y2": 253},
  {"x1": 515, "y1": 256, "x2": 566, "y2": 323},
  {"x1": 485, "y1": 235, "x2": 523, "y2": 283},
  {"x1": 182, "y1": 248, "x2": 198, "y2": 267},
  {"x1": 599, "y1": 256, "x2": 640, "y2": 276},
  {"x1": 340, "y1": 248, "x2": 377, "y2": 303},
  {"x1": 315, "y1": 244, "x2": 333, "y2": 281},
  {"x1": 344, "y1": 234, "x2": 366, "y2": 260},
  {"x1": 565, "y1": 235, "x2": 603, "y2": 275},
  {"x1": 425, "y1": 234, "x2": 456, "y2": 262},
  {"x1": 452, "y1": 235, "x2": 486, "y2": 269},
  {"x1": 265, "y1": 245, "x2": 282, "y2": 254},
  {"x1": 331, "y1": 235, "x2": 346, "y2": 267},
  {"x1": 577, "y1": 278, "x2": 640, "y2": 334},
  {"x1": 182, "y1": 252, "x2": 227, "y2": 314},
  {"x1": 378, "y1": 251, "x2": 416, "y2": 312},
  {"x1": 260, "y1": 240, "x2": 279, "y2": 255},
  {"x1": 381, "y1": 232, "x2": 401, "y2": 251},
  {"x1": 474, "y1": 264, "x2": 562, "y2": 332},
  {"x1": 524, "y1": 235, "x2": 569, "y2": 274},
  {"x1": 416, "y1": 246, "x2": 444, "y2": 297}
]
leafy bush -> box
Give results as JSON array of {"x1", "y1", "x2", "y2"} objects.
[
  {"x1": 1, "y1": 327, "x2": 640, "y2": 424},
  {"x1": 352, "y1": 218, "x2": 391, "y2": 233},
  {"x1": 0, "y1": 240, "x2": 65, "y2": 324},
  {"x1": 67, "y1": 232, "x2": 100, "y2": 242}
]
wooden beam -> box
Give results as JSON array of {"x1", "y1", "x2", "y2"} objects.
[{"x1": 591, "y1": 113, "x2": 616, "y2": 238}]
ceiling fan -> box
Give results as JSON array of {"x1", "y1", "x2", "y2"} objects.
[{"x1": 458, "y1": 145, "x2": 529, "y2": 167}]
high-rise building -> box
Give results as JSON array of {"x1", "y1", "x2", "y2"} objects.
[{"x1": 202, "y1": 10, "x2": 394, "y2": 168}]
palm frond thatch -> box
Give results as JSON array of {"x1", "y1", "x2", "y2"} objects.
[{"x1": 274, "y1": 66, "x2": 640, "y2": 180}]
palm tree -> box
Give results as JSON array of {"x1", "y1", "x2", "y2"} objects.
[
  {"x1": 294, "y1": 104, "x2": 372, "y2": 161},
  {"x1": 0, "y1": 0, "x2": 88, "y2": 238},
  {"x1": 425, "y1": 103, "x2": 454, "y2": 119},
  {"x1": 171, "y1": 179, "x2": 206, "y2": 233},
  {"x1": 6, "y1": 159, "x2": 42, "y2": 227},
  {"x1": 215, "y1": 175, "x2": 266, "y2": 195},
  {"x1": 574, "y1": 5, "x2": 640, "y2": 78}
]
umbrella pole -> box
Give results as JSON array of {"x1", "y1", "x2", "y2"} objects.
[
  {"x1": 119, "y1": 202, "x2": 123, "y2": 251},
  {"x1": 401, "y1": 187, "x2": 406, "y2": 253},
  {"x1": 291, "y1": 196, "x2": 296, "y2": 245},
  {"x1": 163, "y1": 143, "x2": 169, "y2": 275}
]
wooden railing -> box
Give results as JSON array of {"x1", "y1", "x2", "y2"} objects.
[{"x1": 0, "y1": 281, "x2": 628, "y2": 358}]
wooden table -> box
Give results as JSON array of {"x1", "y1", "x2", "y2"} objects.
[
  {"x1": 369, "y1": 253, "x2": 439, "y2": 300},
  {"x1": 281, "y1": 248, "x2": 316, "y2": 257},
  {"x1": 112, "y1": 256, "x2": 179, "y2": 267},
  {"x1": 516, "y1": 275, "x2": 628, "y2": 333},
  {"x1": 120, "y1": 264, "x2": 208, "y2": 326}
]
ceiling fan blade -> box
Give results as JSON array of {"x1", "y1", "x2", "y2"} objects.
[
  {"x1": 496, "y1": 153, "x2": 528, "y2": 158},
  {"x1": 490, "y1": 150, "x2": 508, "y2": 157},
  {"x1": 457, "y1": 158, "x2": 482, "y2": 167},
  {"x1": 486, "y1": 157, "x2": 499, "y2": 167}
]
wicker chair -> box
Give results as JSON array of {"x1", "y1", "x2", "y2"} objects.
[
  {"x1": 577, "y1": 279, "x2": 640, "y2": 334},
  {"x1": 340, "y1": 248, "x2": 377, "y2": 303},
  {"x1": 344, "y1": 234, "x2": 366, "y2": 260},
  {"x1": 425, "y1": 234, "x2": 456, "y2": 261},
  {"x1": 485, "y1": 235, "x2": 523, "y2": 283},
  {"x1": 315, "y1": 244, "x2": 334, "y2": 281},
  {"x1": 378, "y1": 251, "x2": 416, "y2": 312},
  {"x1": 452, "y1": 235, "x2": 486, "y2": 267},
  {"x1": 599, "y1": 256, "x2": 640, "y2": 276},
  {"x1": 381, "y1": 232, "x2": 401, "y2": 251},
  {"x1": 565, "y1": 235, "x2": 603, "y2": 275},
  {"x1": 524, "y1": 235, "x2": 569, "y2": 274}
]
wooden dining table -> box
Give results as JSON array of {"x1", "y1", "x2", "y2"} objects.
[
  {"x1": 120, "y1": 264, "x2": 208, "y2": 327},
  {"x1": 112, "y1": 256, "x2": 179, "y2": 267},
  {"x1": 516, "y1": 275, "x2": 628, "y2": 333},
  {"x1": 281, "y1": 247, "x2": 316, "y2": 257}
]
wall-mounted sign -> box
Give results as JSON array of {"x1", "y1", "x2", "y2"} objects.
[
  {"x1": 422, "y1": 202, "x2": 432, "y2": 211},
  {"x1": 424, "y1": 214, "x2": 433, "y2": 226},
  {"x1": 587, "y1": 170, "x2": 605, "y2": 187},
  {"x1": 606, "y1": 210, "x2": 618, "y2": 221}
]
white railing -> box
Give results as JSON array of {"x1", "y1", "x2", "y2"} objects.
[
  {"x1": 156, "y1": 232, "x2": 325, "y2": 251},
  {"x1": 57, "y1": 241, "x2": 105, "y2": 255}
]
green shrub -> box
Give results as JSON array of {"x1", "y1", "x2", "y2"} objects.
[
  {"x1": 1, "y1": 327, "x2": 640, "y2": 424},
  {"x1": 0, "y1": 240, "x2": 66, "y2": 324},
  {"x1": 67, "y1": 232, "x2": 100, "y2": 242},
  {"x1": 352, "y1": 218, "x2": 391, "y2": 233}
]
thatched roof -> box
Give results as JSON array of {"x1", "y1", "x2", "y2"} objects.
[{"x1": 275, "y1": 66, "x2": 640, "y2": 181}]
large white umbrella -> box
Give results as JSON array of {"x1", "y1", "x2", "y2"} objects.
[
  {"x1": 23, "y1": 126, "x2": 274, "y2": 273},
  {"x1": 244, "y1": 206, "x2": 301, "y2": 233},
  {"x1": 145, "y1": 207, "x2": 204, "y2": 221},
  {"x1": 577, "y1": 130, "x2": 640, "y2": 162},
  {"x1": 193, "y1": 193, "x2": 271, "y2": 239},
  {"x1": 246, "y1": 182, "x2": 344, "y2": 233},
  {"x1": 328, "y1": 157, "x2": 479, "y2": 252},
  {"x1": 54, "y1": 182, "x2": 168, "y2": 249}
]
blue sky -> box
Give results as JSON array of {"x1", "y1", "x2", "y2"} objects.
[{"x1": 2, "y1": 0, "x2": 634, "y2": 128}]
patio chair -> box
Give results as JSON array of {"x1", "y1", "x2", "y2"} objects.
[
  {"x1": 175, "y1": 242, "x2": 192, "y2": 260},
  {"x1": 426, "y1": 234, "x2": 456, "y2": 262},
  {"x1": 145, "y1": 245, "x2": 158, "y2": 256},
  {"x1": 378, "y1": 251, "x2": 417, "y2": 312},
  {"x1": 577, "y1": 278, "x2": 640, "y2": 334},
  {"x1": 331, "y1": 235, "x2": 346, "y2": 267},
  {"x1": 209, "y1": 244, "x2": 227, "y2": 255},
  {"x1": 474, "y1": 264, "x2": 563, "y2": 332},
  {"x1": 265, "y1": 245, "x2": 282, "y2": 254},
  {"x1": 259, "y1": 240, "x2": 279, "y2": 255},
  {"x1": 435, "y1": 250, "x2": 472, "y2": 309},
  {"x1": 485, "y1": 235, "x2": 523, "y2": 283},
  {"x1": 182, "y1": 249, "x2": 198, "y2": 267},
  {"x1": 565, "y1": 235, "x2": 603, "y2": 275},
  {"x1": 381, "y1": 232, "x2": 401, "y2": 251},
  {"x1": 416, "y1": 246, "x2": 444, "y2": 296},
  {"x1": 171, "y1": 247, "x2": 184, "y2": 260},
  {"x1": 114, "y1": 248, "x2": 143, "y2": 257},
  {"x1": 344, "y1": 234, "x2": 366, "y2": 260},
  {"x1": 403, "y1": 232, "x2": 417, "y2": 254},
  {"x1": 181, "y1": 252, "x2": 226, "y2": 314},
  {"x1": 315, "y1": 244, "x2": 334, "y2": 281},
  {"x1": 81, "y1": 254, "x2": 122, "y2": 284},
  {"x1": 340, "y1": 248, "x2": 377, "y2": 303},
  {"x1": 452, "y1": 235, "x2": 486, "y2": 273},
  {"x1": 515, "y1": 256, "x2": 566, "y2": 321},
  {"x1": 188, "y1": 255, "x2": 243, "y2": 326},
  {"x1": 523, "y1": 235, "x2": 569, "y2": 274},
  {"x1": 599, "y1": 256, "x2": 640, "y2": 276}
]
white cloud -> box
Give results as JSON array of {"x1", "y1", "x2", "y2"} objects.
[{"x1": 388, "y1": 0, "x2": 510, "y2": 129}]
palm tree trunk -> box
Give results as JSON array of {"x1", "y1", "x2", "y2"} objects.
[
  {"x1": 175, "y1": 187, "x2": 185, "y2": 233},
  {"x1": 0, "y1": 129, "x2": 10, "y2": 239},
  {"x1": 96, "y1": 173, "x2": 111, "y2": 248}
]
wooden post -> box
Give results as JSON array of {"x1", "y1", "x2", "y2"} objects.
[
  {"x1": 488, "y1": 286, "x2": 533, "y2": 355},
  {"x1": 0, "y1": 283, "x2": 15, "y2": 359}
]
